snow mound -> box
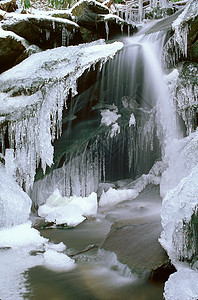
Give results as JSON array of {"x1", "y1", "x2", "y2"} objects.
[
  {"x1": 43, "y1": 249, "x2": 75, "y2": 272},
  {"x1": 99, "y1": 187, "x2": 139, "y2": 207},
  {"x1": 0, "y1": 222, "x2": 47, "y2": 249},
  {"x1": 38, "y1": 189, "x2": 97, "y2": 227}
]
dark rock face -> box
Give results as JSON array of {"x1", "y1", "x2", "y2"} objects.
[
  {"x1": 188, "y1": 16, "x2": 198, "y2": 63},
  {"x1": 1, "y1": 13, "x2": 82, "y2": 49},
  {"x1": 0, "y1": 34, "x2": 28, "y2": 73},
  {"x1": 101, "y1": 217, "x2": 171, "y2": 278},
  {"x1": 71, "y1": 0, "x2": 135, "y2": 41},
  {"x1": 0, "y1": 0, "x2": 17, "y2": 12},
  {"x1": 71, "y1": 0, "x2": 109, "y2": 18}
]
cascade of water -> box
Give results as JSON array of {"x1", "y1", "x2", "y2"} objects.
[{"x1": 31, "y1": 30, "x2": 180, "y2": 202}]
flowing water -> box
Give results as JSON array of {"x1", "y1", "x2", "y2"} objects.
[
  {"x1": 26, "y1": 185, "x2": 164, "y2": 300},
  {"x1": 0, "y1": 27, "x2": 181, "y2": 300}
]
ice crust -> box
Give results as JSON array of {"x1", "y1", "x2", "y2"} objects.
[{"x1": 0, "y1": 40, "x2": 123, "y2": 191}]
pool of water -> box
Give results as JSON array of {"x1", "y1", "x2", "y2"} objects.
[{"x1": 22, "y1": 184, "x2": 164, "y2": 300}]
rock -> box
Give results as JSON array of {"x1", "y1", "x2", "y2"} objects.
[
  {"x1": 71, "y1": 0, "x2": 109, "y2": 19},
  {"x1": 71, "y1": 0, "x2": 135, "y2": 41},
  {"x1": 1, "y1": 12, "x2": 82, "y2": 49},
  {"x1": 187, "y1": 16, "x2": 198, "y2": 63},
  {"x1": 146, "y1": 8, "x2": 184, "y2": 34},
  {"x1": 0, "y1": 0, "x2": 17, "y2": 12},
  {"x1": 189, "y1": 40, "x2": 198, "y2": 63},
  {"x1": 38, "y1": 9, "x2": 73, "y2": 21},
  {"x1": 101, "y1": 216, "x2": 171, "y2": 278},
  {"x1": 0, "y1": 29, "x2": 28, "y2": 73}
]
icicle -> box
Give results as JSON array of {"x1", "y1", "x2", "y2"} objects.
[
  {"x1": 128, "y1": 24, "x2": 130, "y2": 37},
  {"x1": 105, "y1": 21, "x2": 109, "y2": 41},
  {"x1": 121, "y1": 23, "x2": 124, "y2": 35},
  {"x1": 62, "y1": 28, "x2": 67, "y2": 46},
  {"x1": 46, "y1": 30, "x2": 50, "y2": 41}
]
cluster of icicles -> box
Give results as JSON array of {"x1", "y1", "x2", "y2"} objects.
[{"x1": 0, "y1": 57, "x2": 113, "y2": 192}]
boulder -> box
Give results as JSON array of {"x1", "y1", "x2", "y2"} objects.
[
  {"x1": 0, "y1": 29, "x2": 29, "y2": 73},
  {"x1": 1, "y1": 12, "x2": 82, "y2": 49},
  {"x1": 71, "y1": 0, "x2": 135, "y2": 41},
  {"x1": 0, "y1": 0, "x2": 17, "y2": 12},
  {"x1": 101, "y1": 216, "x2": 173, "y2": 278}
]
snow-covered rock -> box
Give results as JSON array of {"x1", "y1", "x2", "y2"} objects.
[{"x1": 1, "y1": 11, "x2": 81, "y2": 49}]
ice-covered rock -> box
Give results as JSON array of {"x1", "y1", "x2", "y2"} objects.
[
  {"x1": 0, "y1": 40, "x2": 123, "y2": 191},
  {"x1": 164, "y1": 267, "x2": 198, "y2": 300},
  {"x1": 160, "y1": 130, "x2": 198, "y2": 198},
  {"x1": 160, "y1": 163, "x2": 198, "y2": 265},
  {"x1": 163, "y1": 0, "x2": 198, "y2": 67},
  {"x1": 0, "y1": 27, "x2": 40, "y2": 73}
]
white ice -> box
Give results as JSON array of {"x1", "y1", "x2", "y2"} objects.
[
  {"x1": 164, "y1": 267, "x2": 198, "y2": 300},
  {"x1": 43, "y1": 249, "x2": 75, "y2": 272},
  {"x1": 0, "y1": 162, "x2": 32, "y2": 228},
  {"x1": 99, "y1": 187, "x2": 139, "y2": 207},
  {"x1": 38, "y1": 189, "x2": 97, "y2": 227}
]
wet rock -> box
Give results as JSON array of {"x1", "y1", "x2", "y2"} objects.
[
  {"x1": 101, "y1": 216, "x2": 171, "y2": 278},
  {"x1": 1, "y1": 12, "x2": 82, "y2": 49},
  {"x1": 146, "y1": 9, "x2": 184, "y2": 35},
  {"x1": 0, "y1": 0, "x2": 17, "y2": 12}
]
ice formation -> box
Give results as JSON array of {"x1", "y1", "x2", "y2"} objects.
[
  {"x1": 163, "y1": 0, "x2": 198, "y2": 67},
  {"x1": 31, "y1": 32, "x2": 168, "y2": 204},
  {"x1": 160, "y1": 130, "x2": 198, "y2": 198},
  {"x1": 0, "y1": 162, "x2": 32, "y2": 228},
  {"x1": 38, "y1": 189, "x2": 97, "y2": 226},
  {"x1": 164, "y1": 267, "x2": 198, "y2": 300},
  {"x1": 43, "y1": 249, "x2": 75, "y2": 272},
  {"x1": 99, "y1": 187, "x2": 139, "y2": 207},
  {"x1": 0, "y1": 40, "x2": 123, "y2": 191}
]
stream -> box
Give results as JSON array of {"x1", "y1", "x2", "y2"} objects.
[{"x1": 23, "y1": 185, "x2": 164, "y2": 300}]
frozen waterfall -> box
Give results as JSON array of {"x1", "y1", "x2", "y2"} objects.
[{"x1": 31, "y1": 30, "x2": 182, "y2": 207}]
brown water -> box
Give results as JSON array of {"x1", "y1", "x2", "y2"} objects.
[{"x1": 24, "y1": 185, "x2": 164, "y2": 300}]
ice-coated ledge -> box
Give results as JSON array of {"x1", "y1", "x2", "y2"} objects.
[{"x1": 0, "y1": 40, "x2": 123, "y2": 191}]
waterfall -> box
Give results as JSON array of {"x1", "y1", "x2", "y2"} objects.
[{"x1": 31, "y1": 29, "x2": 181, "y2": 206}]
